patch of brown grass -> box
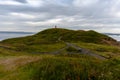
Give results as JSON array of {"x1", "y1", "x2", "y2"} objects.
[{"x1": 0, "y1": 56, "x2": 41, "y2": 71}]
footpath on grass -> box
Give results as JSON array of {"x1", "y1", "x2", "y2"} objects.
[{"x1": 0, "y1": 42, "x2": 107, "y2": 60}]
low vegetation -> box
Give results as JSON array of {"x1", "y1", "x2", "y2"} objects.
[
  {"x1": 0, "y1": 28, "x2": 119, "y2": 80},
  {"x1": 0, "y1": 54, "x2": 119, "y2": 80},
  {"x1": 1, "y1": 28, "x2": 119, "y2": 45}
]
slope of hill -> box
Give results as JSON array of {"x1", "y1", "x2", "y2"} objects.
[
  {"x1": 0, "y1": 28, "x2": 119, "y2": 54},
  {"x1": 0, "y1": 28, "x2": 120, "y2": 80},
  {"x1": 1, "y1": 28, "x2": 119, "y2": 45}
]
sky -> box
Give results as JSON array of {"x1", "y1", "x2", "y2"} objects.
[{"x1": 0, "y1": 0, "x2": 120, "y2": 33}]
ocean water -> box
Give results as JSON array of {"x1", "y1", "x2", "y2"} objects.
[
  {"x1": 107, "y1": 34, "x2": 120, "y2": 41},
  {"x1": 0, "y1": 32, "x2": 120, "y2": 41},
  {"x1": 0, "y1": 31, "x2": 34, "y2": 41}
]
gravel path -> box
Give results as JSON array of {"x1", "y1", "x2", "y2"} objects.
[
  {"x1": 0, "y1": 42, "x2": 107, "y2": 60},
  {"x1": 65, "y1": 42, "x2": 106, "y2": 60}
]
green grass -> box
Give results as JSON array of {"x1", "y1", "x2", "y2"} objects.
[
  {"x1": 0, "y1": 41, "x2": 66, "y2": 53},
  {"x1": 73, "y1": 42, "x2": 120, "y2": 59},
  {"x1": 0, "y1": 28, "x2": 119, "y2": 80},
  {"x1": 0, "y1": 43, "x2": 119, "y2": 80},
  {"x1": 0, "y1": 54, "x2": 119, "y2": 80},
  {"x1": 12, "y1": 42, "x2": 66, "y2": 52},
  {"x1": 1, "y1": 28, "x2": 119, "y2": 54},
  {"x1": 1, "y1": 28, "x2": 118, "y2": 45}
]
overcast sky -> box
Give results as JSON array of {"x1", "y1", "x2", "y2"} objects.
[{"x1": 0, "y1": 0, "x2": 120, "y2": 33}]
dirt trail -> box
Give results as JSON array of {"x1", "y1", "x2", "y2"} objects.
[
  {"x1": 65, "y1": 42, "x2": 106, "y2": 60},
  {"x1": 0, "y1": 56, "x2": 41, "y2": 71},
  {"x1": 0, "y1": 42, "x2": 107, "y2": 60}
]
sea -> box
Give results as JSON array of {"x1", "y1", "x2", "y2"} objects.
[
  {"x1": 0, "y1": 31, "x2": 35, "y2": 41},
  {"x1": 0, "y1": 31, "x2": 120, "y2": 41},
  {"x1": 105, "y1": 33, "x2": 120, "y2": 41}
]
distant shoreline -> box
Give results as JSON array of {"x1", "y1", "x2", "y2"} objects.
[
  {"x1": 104, "y1": 33, "x2": 120, "y2": 36},
  {"x1": 0, "y1": 31, "x2": 35, "y2": 34},
  {"x1": 0, "y1": 31, "x2": 120, "y2": 41},
  {"x1": 0, "y1": 32, "x2": 35, "y2": 41}
]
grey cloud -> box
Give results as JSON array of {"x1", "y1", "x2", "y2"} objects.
[
  {"x1": 14, "y1": 0, "x2": 27, "y2": 3},
  {"x1": 0, "y1": 0, "x2": 120, "y2": 33}
]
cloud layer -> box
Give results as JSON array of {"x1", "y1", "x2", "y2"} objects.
[{"x1": 0, "y1": 0, "x2": 120, "y2": 33}]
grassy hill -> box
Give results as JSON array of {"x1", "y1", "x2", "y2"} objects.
[
  {"x1": 1, "y1": 28, "x2": 118, "y2": 45},
  {"x1": 0, "y1": 28, "x2": 120, "y2": 80},
  {"x1": 36, "y1": 28, "x2": 118, "y2": 45}
]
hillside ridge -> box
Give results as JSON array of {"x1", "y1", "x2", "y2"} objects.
[{"x1": 1, "y1": 28, "x2": 119, "y2": 45}]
